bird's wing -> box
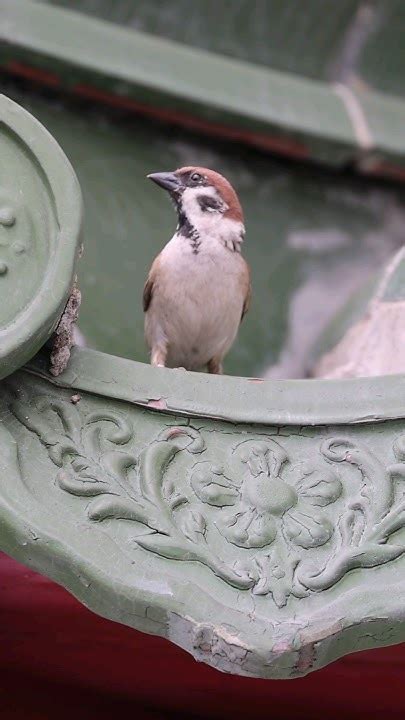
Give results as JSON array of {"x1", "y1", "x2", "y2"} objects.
[
  {"x1": 240, "y1": 259, "x2": 251, "y2": 323},
  {"x1": 142, "y1": 255, "x2": 161, "y2": 312}
]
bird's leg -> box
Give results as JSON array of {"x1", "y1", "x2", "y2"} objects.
[
  {"x1": 151, "y1": 345, "x2": 167, "y2": 368},
  {"x1": 207, "y1": 357, "x2": 223, "y2": 374}
]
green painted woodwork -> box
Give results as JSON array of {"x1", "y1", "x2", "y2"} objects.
[
  {"x1": 0, "y1": 75, "x2": 405, "y2": 680},
  {"x1": 1, "y1": 350, "x2": 405, "y2": 678},
  {"x1": 355, "y1": 1, "x2": 405, "y2": 99},
  {"x1": 0, "y1": 0, "x2": 355, "y2": 167},
  {"x1": 308, "y1": 273, "x2": 379, "y2": 370},
  {"x1": 313, "y1": 246, "x2": 405, "y2": 378},
  {"x1": 382, "y1": 251, "x2": 405, "y2": 302},
  {"x1": 0, "y1": 93, "x2": 82, "y2": 380},
  {"x1": 354, "y1": 89, "x2": 405, "y2": 167},
  {"x1": 5, "y1": 0, "x2": 405, "y2": 178},
  {"x1": 36, "y1": 0, "x2": 360, "y2": 81},
  {"x1": 36, "y1": 0, "x2": 405, "y2": 101},
  {"x1": 2, "y1": 81, "x2": 404, "y2": 379},
  {"x1": 311, "y1": 246, "x2": 405, "y2": 370}
]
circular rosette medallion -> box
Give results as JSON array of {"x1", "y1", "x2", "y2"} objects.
[{"x1": 0, "y1": 94, "x2": 82, "y2": 379}]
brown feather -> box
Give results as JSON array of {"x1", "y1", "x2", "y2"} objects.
[
  {"x1": 177, "y1": 166, "x2": 244, "y2": 222},
  {"x1": 240, "y1": 259, "x2": 251, "y2": 323},
  {"x1": 143, "y1": 255, "x2": 161, "y2": 312}
]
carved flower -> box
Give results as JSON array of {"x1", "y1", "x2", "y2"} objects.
[{"x1": 191, "y1": 439, "x2": 342, "y2": 550}]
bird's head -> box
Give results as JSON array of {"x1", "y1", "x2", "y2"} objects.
[{"x1": 147, "y1": 166, "x2": 245, "y2": 251}]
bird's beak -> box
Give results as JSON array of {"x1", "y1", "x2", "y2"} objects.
[{"x1": 147, "y1": 171, "x2": 182, "y2": 193}]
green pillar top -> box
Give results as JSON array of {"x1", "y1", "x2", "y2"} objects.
[{"x1": 0, "y1": 94, "x2": 82, "y2": 381}]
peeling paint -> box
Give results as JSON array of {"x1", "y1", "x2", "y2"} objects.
[{"x1": 147, "y1": 398, "x2": 168, "y2": 411}]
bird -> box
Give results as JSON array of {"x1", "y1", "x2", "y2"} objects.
[{"x1": 143, "y1": 166, "x2": 251, "y2": 374}]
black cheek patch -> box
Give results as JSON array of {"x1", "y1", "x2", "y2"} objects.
[{"x1": 198, "y1": 195, "x2": 223, "y2": 213}]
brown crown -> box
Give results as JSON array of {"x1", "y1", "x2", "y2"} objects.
[{"x1": 177, "y1": 166, "x2": 244, "y2": 222}]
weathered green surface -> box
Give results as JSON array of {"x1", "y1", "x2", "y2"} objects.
[
  {"x1": 382, "y1": 248, "x2": 405, "y2": 302},
  {"x1": 5, "y1": 0, "x2": 405, "y2": 177},
  {"x1": 2, "y1": 81, "x2": 404, "y2": 379},
  {"x1": 312, "y1": 242, "x2": 405, "y2": 372},
  {"x1": 26, "y1": 347, "x2": 405, "y2": 425},
  {"x1": 36, "y1": 0, "x2": 360, "y2": 79},
  {"x1": 36, "y1": 0, "x2": 405, "y2": 101},
  {"x1": 354, "y1": 89, "x2": 405, "y2": 169},
  {"x1": 0, "y1": 93, "x2": 82, "y2": 379},
  {"x1": 0, "y1": 91, "x2": 405, "y2": 678},
  {"x1": 1, "y1": 352, "x2": 405, "y2": 678},
  {"x1": 0, "y1": 0, "x2": 357, "y2": 166},
  {"x1": 354, "y1": 1, "x2": 405, "y2": 99},
  {"x1": 314, "y1": 245, "x2": 405, "y2": 378}
]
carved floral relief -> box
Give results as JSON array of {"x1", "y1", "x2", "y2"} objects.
[{"x1": 7, "y1": 388, "x2": 405, "y2": 608}]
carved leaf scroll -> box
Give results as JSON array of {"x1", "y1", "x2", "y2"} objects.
[
  {"x1": 9, "y1": 394, "x2": 253, "y2": 590},
  {"x1": 297, "y1": 437, "x2": 405, "y2": 592},
  {"x1": 7, "y1": 391, "x2": 405, "y2": 608}
]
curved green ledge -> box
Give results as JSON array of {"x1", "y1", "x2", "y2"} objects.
[
  {"x1": 1, "y1": 356, "x2": 405, "y2": 678},
  {"x1": 0, "y1": 92, "x2": 405, "y2": 680},
  {"x1": 0, "y1": 93, "x2": 82, "y2": 380},
  {"x1": 28, "y1": 347, "x2": 405, "y2": 426}
]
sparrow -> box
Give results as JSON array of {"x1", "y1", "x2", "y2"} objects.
[{"x1": 143, "y1": 166, "x2": 250, "y2": 374}]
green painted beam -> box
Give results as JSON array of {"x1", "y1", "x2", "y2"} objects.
[
  {"x1": 0, "y1": 0, "x2": 360, "y2": 166},
  {"x1": 35, "y1": 0, "x2": 361, "y2": 81},
  {"x1": 354, "y1": 89, "x2": 405, "y2": 180},
  {"x1": 2, "y1": 0, "x2": 405, "y2": 178}
]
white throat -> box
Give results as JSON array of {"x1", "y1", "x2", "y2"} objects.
[{"x1": 177, "y1": 186, "x2": 245, "y2": 252}]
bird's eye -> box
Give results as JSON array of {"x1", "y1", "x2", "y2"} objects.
[{"x1": 191, "y1": 172, "x2": 202, "y2": 183}]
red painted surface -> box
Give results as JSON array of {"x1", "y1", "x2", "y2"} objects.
[
  {"x1": 6, "y1": 61, "x2": 61, "y2": 88},
  {"x1": 0, "y1": 552, "x2": 404, "y2": 719},
  {"x1": 3, "y1": 62, "x2": 309, "y2": 159},
  {"x1": 3, "y1": 62, "x2": 405, "y2": 182},
  {"x1": 73, "y1": 82, "x2": 310, "y2": 159},
  {"x1": 361, "y1": 159, "x2": 405, "y2": 182}
]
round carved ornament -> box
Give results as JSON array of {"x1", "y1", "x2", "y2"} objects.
[{"x1": 0, "y1": 94, "x2": 82, "y2": 380}]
